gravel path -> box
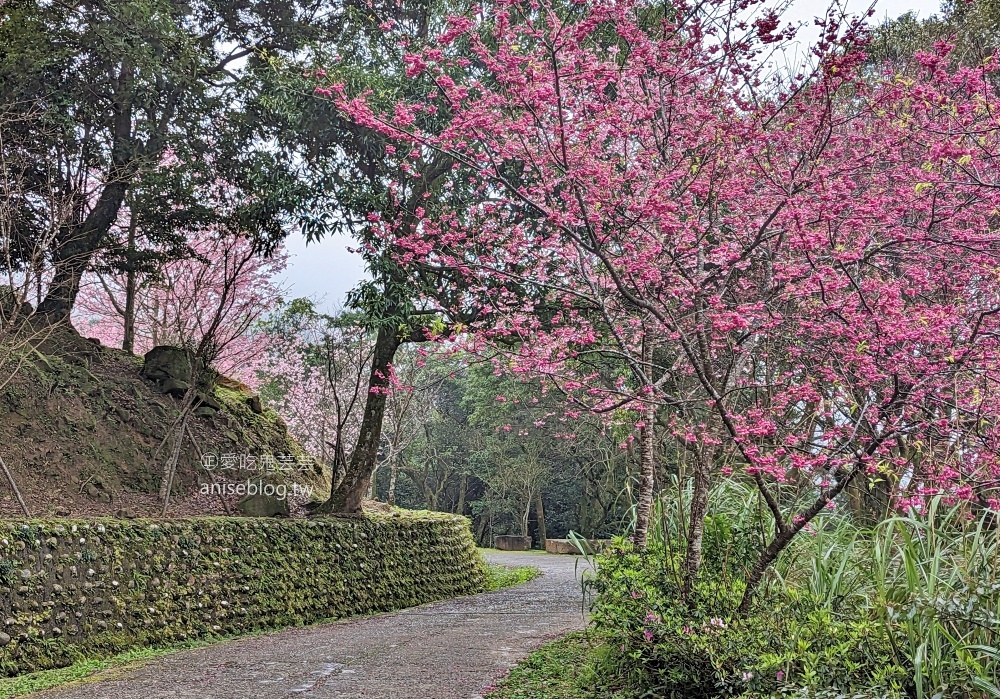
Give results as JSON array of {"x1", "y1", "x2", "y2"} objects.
[{"x1": 30, "y1": 552, "x2": 589, "y2": 699}]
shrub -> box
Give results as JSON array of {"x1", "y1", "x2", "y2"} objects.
[
  {"x1": 586, "y1": 486, "x2": 1000, "y2": 698},
  {"x1": 871, "y1": 499, "x2": 1000, "y2": 699},
  {"x1": 588, "y1": 539, "x2": 904, "y2": 698}
]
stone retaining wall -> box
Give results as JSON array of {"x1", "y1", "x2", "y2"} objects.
[{"x1": 0, "y1": 511, "x2": 485, "y2": 677}]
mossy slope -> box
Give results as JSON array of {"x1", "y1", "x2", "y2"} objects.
[{"x1": 0, "y1": 326, "x2": 327, "y2": 516}]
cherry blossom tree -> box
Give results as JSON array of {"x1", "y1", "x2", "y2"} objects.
[
  {"x1": 322, "y1": 0, "x2": 1000, "y2": 607},
  {"x1": 75, "y1": 230, "x2": 287, "y2": 376},
  {"x1": 378, "y1": 346, "x2": 443, "y2": 505},
  {"x1": 250, "y1": 306, "x2": 375, "y2": 478}
]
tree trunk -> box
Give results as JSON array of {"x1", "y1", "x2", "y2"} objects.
[
  {"x1": 683, "y1": 443, "x2": 713, "y2": 597},
  {"x1": 475, "y1": 515, "x2": 488, "y2": 545},
  {"x1": 34, "y1": 258, "x2": 44, "y2": 308},
  {"x1": 534, "y1": 489, "x2": 547, "y2": 547},
  {"x1": 455, "y1": 472, "x2": 467, "y2": 515},
  {"x1": 737, "y1": 464, "x2": 865, "y2": 613},
  {"x1": 633, "y1": 334, "x2": 657, "y2": 549},
  {"x1": 738, "y1": 522, "x2": 797, "y2": 614},
  {"x1": 38, "y1": 254, "x2": 94, "y2": 321},
  {"x1": 521, "y1": 496, "x2": 531, "y2": 537},
  {"x1": 38, "y1": 180, "x2": 129, "y2": 320},
  {"x1": 633, "y1": 402, "x2": 656, "y2": 548},
  {"x1": 123, "y1": 203, "x2": 138, "y2": 353},
  {"x1": 386, "y1": 455, "x2": 401, "y2": 506},
  {"x1": 319, "y1": 325, "x2": 401, "y2": 514}
]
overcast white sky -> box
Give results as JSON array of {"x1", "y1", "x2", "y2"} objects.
[{"x1": 278, "y1": 0, "x2": 944, "y2": 312}]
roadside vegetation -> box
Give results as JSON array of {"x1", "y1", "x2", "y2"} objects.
[
  {"x1": 484, "y1": 564, "x2": 541, "y2": 592},
  {"x1": 485, "y1": 633, "x2": 614, "y2": 699},
  {"x1": 488, "y1": 484, "x2": 1000, "y2": 698}
]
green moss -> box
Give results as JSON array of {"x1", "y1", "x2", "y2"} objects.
[{"x1": 0, "y1": 512, "x2": 485, "y2": 679}]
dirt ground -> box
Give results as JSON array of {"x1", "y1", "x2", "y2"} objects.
[{"x1": 0, "y1": 326, "x2": 328, "y2": 518}]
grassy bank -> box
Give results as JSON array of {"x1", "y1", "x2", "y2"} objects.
[{"x1": 485, "y1": 632, "x2": 623, "y2": 699}]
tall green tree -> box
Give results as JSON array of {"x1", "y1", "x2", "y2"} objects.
[
  {"x1": 263, "y1": 0, "x2": 489, "y2": 513},
  {"x1": 869, "y1": 0, "x2": 1000, "y2": 68},
  {"x1": 0, "y1": 0, "x2": 330, "y2": 320},
  {"x1": 269, "y1": 0, "x2": 589, "y2": 513}
]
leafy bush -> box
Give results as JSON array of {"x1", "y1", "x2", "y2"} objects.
[
  {"x1": 776, "y1": 498, "x2": 1000, "y2": 697},
  {"x1": 588, "y1": 539, "x2": 904, "y2": 698},
  {"x1": 585, "y1": 485, "x2": 1000, "y2": 698},
  {"x1": 871, "y1": 499, "x2": 1000, "y2": 699}
]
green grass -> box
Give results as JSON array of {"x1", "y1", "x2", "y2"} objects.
[
  {"x1": 478, "y1": 548, "x2": 552, "y2": 556},
  {"x1": 485, "y1": 632, "x2": 624, "y2": 699},
  {"x1": 483, "y1": 562, "x2": 541, "y2": 591},
  {"x1": 0, "y1": 640, "x2": 216, "y2": 698},
  {"x1": 0, "y1": 605, "x2": 383, "y2": 698}
]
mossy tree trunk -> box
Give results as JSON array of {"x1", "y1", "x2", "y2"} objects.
[
  {"x1": 683, "y1": 440, "x2": 714, "y2": 597},
  {"x1": 387, "y1": 459, "x2": 400, "y2": 506}
]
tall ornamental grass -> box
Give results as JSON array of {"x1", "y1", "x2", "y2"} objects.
[{"x1": 871, "y1": 499, "x2": 1000, "y2": 698}]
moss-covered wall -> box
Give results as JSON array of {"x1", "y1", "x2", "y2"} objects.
[{"x1": 0, "y1": 511, "x2": 485, "y2": 677}]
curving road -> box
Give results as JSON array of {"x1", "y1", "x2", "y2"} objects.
[{"x1": 29, "y1": 552, "x2": 589, "y2": 699}]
